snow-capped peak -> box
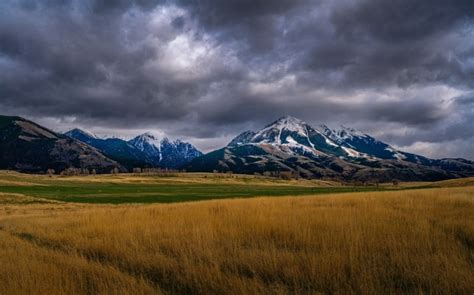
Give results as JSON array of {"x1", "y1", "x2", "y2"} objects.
[
  {"x1": 226, "y1": 116, "x2": 383, "y2": 160},
  {"x1": 130, "y1": 132, "x2": 165, "y2": 150},
  {"x1": 254, "y1": 116, "x2": 309, "y2": 143},
  {"x1": 223, "y1": 116, "x2": 452, "y2": 167},
  {"x1": 228, "y1": 116, "x2": 344, "y2": 158},
  {"x1": 269, "y1": 116, "x2": 308, "y2": 134},
  {"x1": 129, "y1": 131, "x2": 202, "y2": 167}
]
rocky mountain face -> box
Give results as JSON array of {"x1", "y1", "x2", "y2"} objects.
[
  {"x1": 65, "y1": 129, "x2": 149, "y2": 170},
  {"x1": 66, "y1": 130, "x2": 203, "y2": 169},
  {"x1": 128, "y1": 133, "x2": 203, "y2": 169},
  {"x1": 0, "y1": 116, "x2": 123, "y2": 173},
  {"x1": 186, "y1": 116, "x2": 474, "y2": 181}
]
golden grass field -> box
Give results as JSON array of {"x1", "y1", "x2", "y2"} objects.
[{"x1": 0, "y1": 173, "x2": 473, "y2": 294}]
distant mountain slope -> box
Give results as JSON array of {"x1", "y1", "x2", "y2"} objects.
[
  {"x1": 0, "y1": 116, "x2": 123, "y2": 173},
  {"x1": 186, "y1": 116, "x2": 474, "y2": 181},
  {"x1": 66, "y1": 129, "x2": 203, "y2": 169},
  {"x1": 129, "y1": 133, "x2": 202, "y2": 169},
  {"x1": 3, "y1": 114, "x2": 472, "y2": 180},
  {"x1": 65, "y1": 129, "x2": 150, "y2": 169},
  {"x1": 319, "y1": 125, "x2": 474, "y2": 172}
]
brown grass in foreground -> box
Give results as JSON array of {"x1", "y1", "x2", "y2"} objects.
[{"x1": 0, "y1": 187, "x2": 473, "y2": 294}]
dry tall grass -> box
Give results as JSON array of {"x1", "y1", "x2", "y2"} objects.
[{"x1": 0, "y1": 187, "x2": 473, "y2": 294}]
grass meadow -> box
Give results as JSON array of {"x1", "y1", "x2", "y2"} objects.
[
  {"x1": 0, "y1": 171, "x2": 384, "y2": 204},
  {"x1": 0, "y1": 172, "x2": 472, "y2": 294}
]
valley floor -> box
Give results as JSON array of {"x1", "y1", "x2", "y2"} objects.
[
  {"x1": 0, "y1": 171, "x2": 386, "y2": 204},
  {"x1": 0, "y1": 172, "x2": 473, "y2": 294}
]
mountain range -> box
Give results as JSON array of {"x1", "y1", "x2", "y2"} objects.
[
  {"x1": 1, "y1": 114, "x2": 473, "y2": 181},
  {"x1": 64, "y1": 129, "x2": 150, "y2": 169},
  {"x1": 128, "y1": 132, "x2": 203, "y2": 168},
  {"x1": 65, "y1": 129, "x2": 202, "y2": 170},
  {"x1": 185, "y1": 116, "x2": 474, "y2": 181}
]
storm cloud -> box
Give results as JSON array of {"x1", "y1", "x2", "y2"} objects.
[{"x1": 0, "y1": 0, "x2": 473, "y2": 158}]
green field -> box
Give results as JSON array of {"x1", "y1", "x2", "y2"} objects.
[{"x1": 0, "y1": 171, "x2": 394, "y2": 204}]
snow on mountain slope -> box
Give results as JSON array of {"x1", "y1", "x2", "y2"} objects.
[
  {"x1": 183, "y1": 115, "x2": 474, "y2": 181},
  {"x1": 226, "y1": 116, "x2": 432, "y2": 161},
  {"x1": 128, "y1": 132, "x2": 163, "y2": 161},
  {"x1": 66, "y1": 128, "x2": 150, "y2": 169},
  {"x1": 228, "y1": 130, "x2": 256, "y2": 146},
  {"x1": 228, "y1": 116, "x2": 356, "y2": 158},
  {"x1": 318, "y1": 125, "x2": 409, "y2": 161},
  {"x1": 129, "y1": 133, "x2": 202, "y2": 168},
  {"x1": 252, "y1": 116, "x2": 308, "y2": 143},
  {"x1": 66, "y1": 129, "x2": 202, "y2": 169}
]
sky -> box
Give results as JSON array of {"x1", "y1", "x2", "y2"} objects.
[{"x1": 0, "y1": 0, "x2": 473, "y2": 159}]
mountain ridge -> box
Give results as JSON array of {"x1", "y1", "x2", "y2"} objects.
[
  {"x1": 66, "y1": 128, "x2": 203, "y2": 170},
  {"x1": 65, "y1": 129, "x2": 150, "y2": 170},
  {"x1": 1, "y1": 114, "x2": 472, "y2": 180},
  {"x1": 185, "y1": 116, "x2": 474, "y2": 181},
  {"x1": 128, "y1": 133, "x2": 203, "y2": 169},
  {"x1": 0, "y1": 115, "x2": 124, "y2": 173}
]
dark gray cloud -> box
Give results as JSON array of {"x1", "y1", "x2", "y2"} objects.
[
  {"x1": 331, "y1": 0, "x2": 474, "y2": 42},
  {"x1": 0, "y1": 0, "x2": 473, "y2": 158}
]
